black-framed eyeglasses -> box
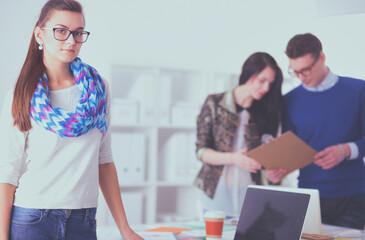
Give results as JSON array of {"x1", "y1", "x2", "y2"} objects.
[
  {"x1": 42, "y1": 27, "x2": 90, "y2": 43},
  {"x1": 288, "y1": 54, "x2": 320, "y2": 78}
]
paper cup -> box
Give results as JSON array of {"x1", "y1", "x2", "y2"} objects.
[{"x1": 204, "y1": 211, "x2": 225, "y2": 240}]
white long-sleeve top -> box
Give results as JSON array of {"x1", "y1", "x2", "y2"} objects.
[{"x1": 0, "y1": 81, "x2": 113, "y2": 209}]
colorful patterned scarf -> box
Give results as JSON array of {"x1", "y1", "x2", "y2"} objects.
[{"x1": 30, "y1": 57, "x2": 107, "y2": 137}]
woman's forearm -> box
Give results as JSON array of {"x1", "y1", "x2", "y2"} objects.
[
  {"x1": 201, "y1": 148, "x2": 233, "y2": 165},
  {"x1": 201, "y1": 148, "x2": 261, "y2": 173},
  {"x1": 0, "y1": 183, "x2": 16, "y2": 240},
  {"x1": 99, "y1": 163, "x2": 144, "y2": 240},
  {"x1": 99, "y1": 162, "x2": 130, "y2": 233}
]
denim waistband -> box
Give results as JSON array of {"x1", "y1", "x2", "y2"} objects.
[
  {"x1": 13, "y1": 206, "x2": 96, "y2": 222},
  {"x1": 44, "y1": 208, "x2": 96, "y2": 220}
]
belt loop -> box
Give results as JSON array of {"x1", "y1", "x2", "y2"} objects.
[
  {"x1": 84, "y1": 208, "x2": 89, "y2": 222},
  {"x1": 43, "y1": 209, "x2": 50, "y2": 218}
]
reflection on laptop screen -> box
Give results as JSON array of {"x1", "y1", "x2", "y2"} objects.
[
  {"x1": 234, "y1": 187, "x2": 310, "y2": 240},
  {"x1": 249, "y1": 185, "x2": 322, "y2": 234}
]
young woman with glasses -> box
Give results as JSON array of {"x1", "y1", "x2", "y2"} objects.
[{"x1": 0, "y1": 0, "x2": 142, "y2": 239}]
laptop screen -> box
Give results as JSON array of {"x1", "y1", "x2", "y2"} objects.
[
  {"x1": 234, "y1": 187, "x2": 310, "y2": 240},
  {"x1": 248, "y1": 185, "x2": 322, "y2": 234}
]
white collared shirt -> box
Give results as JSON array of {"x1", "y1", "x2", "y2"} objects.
[{"x1": 302, "y1": 70, "x2": 339, "y2": 92}]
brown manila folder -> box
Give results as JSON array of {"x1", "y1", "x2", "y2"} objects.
[{"x1": 247, "y1": 131, "x2": 317, "y2": 173}]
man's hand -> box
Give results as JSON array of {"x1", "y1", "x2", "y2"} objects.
[{"x1": 314, "y1": 144, "x2": 347, "y2": 169}]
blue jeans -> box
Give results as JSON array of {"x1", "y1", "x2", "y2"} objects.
[
  {"x1": 10, "y1": 206, "x2": 97, "y2": 240},
  {"x1": 320, "y1": 193, "x2": 365, "y2": 230}
]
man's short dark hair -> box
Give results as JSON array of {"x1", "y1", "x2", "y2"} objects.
[{"x1": 285, "y1": 33, "x2": 322, "y2": 59}]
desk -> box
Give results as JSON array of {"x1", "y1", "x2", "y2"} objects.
[
  {"x1": 320, "y1": 224, "x2": 365, "y2": 240},
  {"x1": 97, "y1": 222, "x2": 365, "y2": 240}
]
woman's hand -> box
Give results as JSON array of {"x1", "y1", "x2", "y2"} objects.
[
  {"x1": 265, "y1": 168, "x2": 287, "y2": 184},
  {"x1": 121, "y1": 227, "x2": 144, "y2": 240},
  {"x1": 230, "y1": 148, "x2": 261, "y2": 172}
]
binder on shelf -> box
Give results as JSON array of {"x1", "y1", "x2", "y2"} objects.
[
  {"x1": 161, "y1": 133, "x2": 178, "y2": 181},
  {"x1": 111, "y1": 132, "x2": 146, "y2": 183},
  {"x1": 136, "y1": 74, "x2": 158, "y2": 124},
  {"x1": 173, "y1": 132, "x2": 188, "y2": 182},
  {"x1": 130, "y1": 133, "x2": 146, "y2": 182},
  {"x1": 111, "y1": 98, "x2": 139, "y2": 125},
  {"x1": 161, "y1": 132, "x2": 199, "y2": 182},
  {"x1": 157, "y1": 75, "x2": 171, "y2": 124},
  {"x1": 170, "y1": 101, "x2": 200, "y2": 126},
  {"x1": 176, "y1": 132, "x2": 200, "y2": 182},
  {"x1": 111, "y1": 133, "x2": 131, "y2": 182}
]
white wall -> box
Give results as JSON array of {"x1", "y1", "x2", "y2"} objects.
[{"x1": 1, "y1": 0, "x2": 365, "y2": 106}]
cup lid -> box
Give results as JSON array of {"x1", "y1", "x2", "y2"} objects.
[{"x1": 204, "y1": 210, "x2": 225, "y2": 219}]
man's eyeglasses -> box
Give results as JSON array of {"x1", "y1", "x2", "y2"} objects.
[
  {"x1": 42, "y1": 27, "x2": 90, "y2": 43},
  {"x1": 288, "y1": 54, "x2": 319, "y2": 78}
]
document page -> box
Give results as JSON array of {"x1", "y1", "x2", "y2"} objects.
[{"x1": 247, "y1": 131, "x2": 317, "y2": 173}]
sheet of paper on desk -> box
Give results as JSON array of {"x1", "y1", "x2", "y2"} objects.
[
  {"x1": 247, "y1": 131, "x2": 317, "y2": 173},
  {"x1": 139, "y1": 232, "x2": 178, "y2": 240},
  {"x1": 321, "y1": 224, "x2": 363, "y2": 239},
  {"x1": 97, "y1": 230, "x2": 177, "y2": 240}
]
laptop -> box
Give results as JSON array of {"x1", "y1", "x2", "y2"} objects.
[
  {"x1": 234, "y1": 186, "x2": 310, "y2": 240},
  {"x1": 249, "y1": 185, "x2": 322, "y2": 234}
]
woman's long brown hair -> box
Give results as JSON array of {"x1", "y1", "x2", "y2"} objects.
[
  {"x1": 12, "y1": 0, "x2": 83, "y2": 132},
  {"x1": 238, "y1": 52, "x2": 283, "y2": 136}
]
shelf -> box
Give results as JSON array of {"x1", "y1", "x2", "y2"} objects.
[
  {"x1": 156, "y1": 181, "x2": 195, "y2": 187},
  {"x1": 111, "y1": 124, "x2": 195, "y2": 130},
  {"x1": 103, "y1": 65, "x2": 237, "y2": 225},
  {"x1": 111, "y1": 124, "x2": 155, "y2": 130},
  {"x1": 119, "y1": 182, "x2": 154, "y2": 188},
  {"x1": 158, "y1": 124, "x2": 196, "y2": 130}
]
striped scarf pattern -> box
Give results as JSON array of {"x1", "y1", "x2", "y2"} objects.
[{"x1": 30, "y1": 57, "x2": 107, "y2": 137}]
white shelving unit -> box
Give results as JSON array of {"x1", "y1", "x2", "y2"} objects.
[{"x1": 97, "y1": 65, "x2": 239, "y2": 226}]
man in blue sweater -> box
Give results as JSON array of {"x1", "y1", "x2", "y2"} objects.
[{"x1": 283, "y1": 33, "x2": 365, "y2": 230}]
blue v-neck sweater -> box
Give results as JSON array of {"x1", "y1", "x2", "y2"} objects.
[{"x1": 283, "y1": 76, "x2": 365, "y2": 198}]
